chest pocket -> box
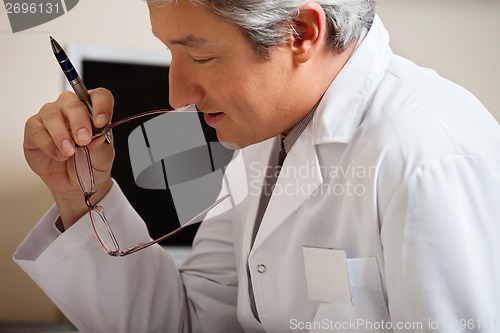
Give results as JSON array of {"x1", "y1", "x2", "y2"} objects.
[{"x1": 308, "y1": 257, "x2": 391, "y2": 333}]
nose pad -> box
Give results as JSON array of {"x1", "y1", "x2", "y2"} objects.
[{"x1": 176, "y1": 105, "x2": 198, "y2": 111}]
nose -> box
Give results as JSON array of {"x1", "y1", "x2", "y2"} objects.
[{"x1": 168, "y1": 58, "x2": 204, "y2": 109}]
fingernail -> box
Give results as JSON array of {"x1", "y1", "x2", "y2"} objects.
[
  {"x1": 96, "y1": 114, "x2": 108, "y2": 126},
  {"x1": 61, "y1": 139, "x2": 73, "y2": 154},
  {"x1": 77, "y1": 128, "x2": 90, "y2": 142}
]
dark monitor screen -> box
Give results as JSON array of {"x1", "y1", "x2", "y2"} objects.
[{"x1": 80, "y1": 58, "x2": 218, "y2": 246}]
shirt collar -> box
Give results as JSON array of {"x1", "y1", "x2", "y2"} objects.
[{"x1": 282, "y1": 103, "x2": 318, "y2": 154}]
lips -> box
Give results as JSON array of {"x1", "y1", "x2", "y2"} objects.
[{"x1": 203, "y1": 112, "x2": 224, "y2": 127}]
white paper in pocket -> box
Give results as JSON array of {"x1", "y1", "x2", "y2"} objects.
[{"x1": 302, "y1": 247, "x2": 352, "y2": 305}]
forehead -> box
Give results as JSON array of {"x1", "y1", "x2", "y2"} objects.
[
  {"x1": 147, "y1": 0, "x2": 178, "y2": 7},
  {"x1": 149, "y1": 1, "x2": 244, "y2": 47},
  {"x1": 152, "y1": 29, "x2": 210, "y2": 48}
]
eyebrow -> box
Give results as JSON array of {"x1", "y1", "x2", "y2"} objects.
[
  {"x1": 151, "y1": 30, "x2": 209, "y2": 48},
  {"x1": 171, "y1": 35, "x2": 209, "y2": 48}
]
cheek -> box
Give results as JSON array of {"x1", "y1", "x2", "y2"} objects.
[
  {"x1": 223, "y1": 73, "x2": 287, "y2": 133},
  {"x1": 206, "y1": 56, "x2": 291, "y2": 138},
  {"x1": 230, "y1": 71, "x2": 286, "y2": 110}
]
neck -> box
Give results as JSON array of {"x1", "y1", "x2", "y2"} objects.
[{"x1": 283, "y1": 42, "x2": 357, "y2": 135}]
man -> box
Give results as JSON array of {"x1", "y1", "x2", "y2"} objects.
[{"x1": 16, "y1": 0, "x2": 500, "y2": 332}]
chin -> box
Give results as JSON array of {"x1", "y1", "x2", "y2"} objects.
[
  {"x1": 216, "y1": 131, "x2": 244, "y2": 150},
  {"x1": 219, "y1": 141, "x2": 243, "y2": 150},
  {"x1": 216, "y1": 129, "x2": 266, "y2": 150}
]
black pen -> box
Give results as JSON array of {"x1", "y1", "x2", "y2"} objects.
[{"x1": 50, "y1": 36, "x2": 111, "y2": 143}]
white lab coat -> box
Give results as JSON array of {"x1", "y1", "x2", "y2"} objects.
[{"x1": 14, "y1": 15, "x2": 500, "y2": 333}]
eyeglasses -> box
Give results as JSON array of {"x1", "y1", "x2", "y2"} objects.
[{"x1": 74, "y1": 106, "x2": 230, "y2": 257}]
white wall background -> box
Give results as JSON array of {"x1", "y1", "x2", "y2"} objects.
[{"x1": 1, "y1": 0, "x2": 499, "y2": 322}]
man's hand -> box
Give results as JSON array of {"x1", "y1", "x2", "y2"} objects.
[{"x1": 24, "y1": 88, "x2": 115, "y2": 229}]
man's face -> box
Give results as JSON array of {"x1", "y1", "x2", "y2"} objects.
[{"x1": 149, "y1": 1, "x2": 303, "y2": 148}]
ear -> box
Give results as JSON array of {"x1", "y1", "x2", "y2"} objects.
[{"x1": 290, "y1": 2, "x2": 327, "y2": 64}]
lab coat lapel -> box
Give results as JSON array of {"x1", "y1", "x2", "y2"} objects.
[
  {"x1": 247, "y1": 15, "x2": 390, "y2": 252},
  {"x1": 250, "y1": 126, "x2": 323, "y2": 252}
]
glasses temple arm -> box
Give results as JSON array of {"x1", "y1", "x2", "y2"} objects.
[
  {"x1": 91, "y1": 109, "x2": 200, "y2": 140},
  {"x1": 117, "y1": 193, "x2": 230, "y2": 256}
]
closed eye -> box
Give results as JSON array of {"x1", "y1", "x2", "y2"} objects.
[{"x1": 192, "y1": 57, "x2": 214, "y2": 64}]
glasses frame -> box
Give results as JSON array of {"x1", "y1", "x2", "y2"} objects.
[{"x1": 74, "y1": 108, "x2": 230, "y2": 257}]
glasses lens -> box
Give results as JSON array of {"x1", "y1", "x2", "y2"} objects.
[
  {"x1": 74, "y1": 146, "x2": 95, "y2": 194},
  {"x1": 89, "y1": 205, "x2": 120, "y2": 254}
]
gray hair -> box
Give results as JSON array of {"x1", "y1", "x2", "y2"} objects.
[{"x1": 148, "y1": 0, "x2": 376, "y2": 59}]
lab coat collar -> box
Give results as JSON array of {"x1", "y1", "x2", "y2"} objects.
[
  {"x1": 249, "y1": 16, "x2": 391, "y2": 253},
  {"x1": 250, "y1": 125, "x2": 323, "y2": 253},
  {"x1": 312, "y1": 14, "x2": 391, "y2": 145}
]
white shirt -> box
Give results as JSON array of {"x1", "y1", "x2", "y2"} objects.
[{"x1": 14, "y1": 15, "x2": 500, "y2": 333}]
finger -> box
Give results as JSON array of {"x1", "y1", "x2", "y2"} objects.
[
  {"x1": 58, "y1": 92, "x2": 94, "y2": 147},
  {"x1": 40, "y1": 103, "x2": 76, "y2": 158},
  {"x1": 88, "y1": 88, "x2": 114, "y2": 128},
  {"x1": 24, "y1": 113, "x2": 68, "y2": 161},
  {"x1": 87, "y1": 136, "x2": 115, "y2": 172}
]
